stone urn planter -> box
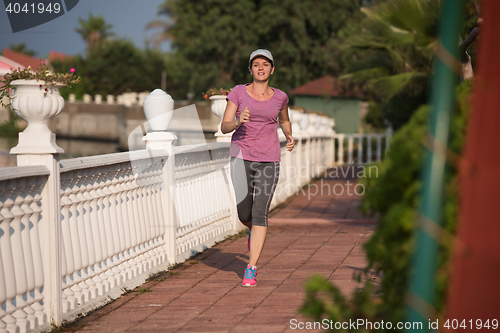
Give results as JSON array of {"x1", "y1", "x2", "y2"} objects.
[
  {"x1": 209, "y1": 95, "x2": 233, "y2": 141},
  {"x1": 9, "y1": 79, "x2": 65, "y2": 154},
  {"x1": 143, "y1": 89, "x2": 174, "y2": 131}
]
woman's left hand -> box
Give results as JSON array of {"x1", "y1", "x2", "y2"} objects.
[{"x1": 285, "y1": 129, "x2": 295, "y2": 152}]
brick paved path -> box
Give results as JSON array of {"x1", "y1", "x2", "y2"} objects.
[{"x1": 63, "y1": 170, "x2": 377, "y2": 332}]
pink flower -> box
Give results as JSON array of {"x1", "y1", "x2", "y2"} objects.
[
  {"x1": 70, "y1": 68, "x2": 75, "y2": 73},
  {"x1": 41, "y1": 59, "x2": 46, "y2": 64}
]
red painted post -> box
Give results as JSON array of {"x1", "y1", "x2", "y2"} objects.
[{"x1": 446, "y1": 0, "x2": 500, "y2": 326}]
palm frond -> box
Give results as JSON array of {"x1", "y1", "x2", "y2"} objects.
[
  {"x1": 145, "y1": 19, "x2": 174, "y2": 47},
  {"x1": 340, "y1": 67, "x2": 391, "y2": 83},
  {"x1": 348, "y1": 37, "x2": 408, "y2": 72},
  {"x1": 370, "y1": 71, "x2": 429, "y2": 100}
]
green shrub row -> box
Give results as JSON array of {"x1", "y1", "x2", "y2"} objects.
[{"x1": 300, "y1": 80, "x2": 472, "y2": 331}]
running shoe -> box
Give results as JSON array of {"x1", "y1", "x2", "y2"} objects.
[
  {"x1": 247, "y1": 229, "x2": 251, "y2": 251},
  {"x1": 242, "y1": 265, "x2": 257, "y2": 287}
]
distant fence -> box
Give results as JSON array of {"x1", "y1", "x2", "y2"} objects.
[{"x1": 333, "y1": 127, "x2": 393, "y2": 165}]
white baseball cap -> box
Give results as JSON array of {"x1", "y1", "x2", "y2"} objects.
[{"x1": 249, "y1": 49, "x2": 274, "y2": 65}]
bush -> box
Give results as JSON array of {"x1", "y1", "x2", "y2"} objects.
[
  {"x1": 300, "y1": 80, "x2": 472, "y2": 331},
  {"x1": 0, "y1": 118, "x2": 22, "y2": 138}
]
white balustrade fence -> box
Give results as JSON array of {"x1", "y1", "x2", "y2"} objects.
[
  {"x1": 0, "y1": 166, "x2": 50, "y2": 333},
  {"x1": 173, "y1": 143, "x2": 237, "y2": 261},
  {"x1": 0, "y1": 129, "x2": 338, "y2": 332},
  {"x1": 67, "y1": 92, "x2": 149, "y2": 106},
  {"x1": 58, "y1": 150, "x2": 171, "y2": 319}
]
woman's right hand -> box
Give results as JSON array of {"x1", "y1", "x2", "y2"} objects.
[{"x1": 238, "y1": 107, "x2": 250, "y2": 125}]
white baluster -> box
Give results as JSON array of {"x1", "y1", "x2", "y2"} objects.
[
  {"x1": 80, "y1": 173, "x2": 98, "y2": 300},
  {"x1": 177, "y1": 178, "x2": 186, "y2": 229},
  {"x1": 19, "y1": 182, "x2": 38, "y2": 330},
  {"x1": 67, "y1": 179, "x2": 85, "y2": 306},
  {"x1": 112, "y1": 168, "x2": 126, "y2": 281},
  {"x1": 155, "y1": 163, "x2": 166, "y2": 257},
  {"x1": 30, "y1": 179, "x2": 46, "y2": 326},
  {"x1": 0, "y1": 192, "x2": 18, "y2": 332},
  {"x1": 60, "y1": 183, "x2": 77, "y2": 313},
  {"x1": 10, "y1": 182, "x2": 30, "y2": 333},
  {"x1": 106, "y1": 168, "x2": 124, "y2": 285},
  {"x1": 59, "y1": 227, "x2": 70, "y2": 315},
  {"x1": 156, "y1": 167, "x2": 167, "y2": 262},
  {"x1": 116, "y1": 168, "x2": 133, "y2": 281},
  {"x1": 124, "y1": 171, "x2": 140, "y2": 277},
  {"x1": 135, "y1": 170, "x2": 151, "y2": 271},
  {"x1": 99, "y1": 175, "x2": 118, "y2": 289},
  {"x1": 88, "y1": 175, "x2": 107, "y2": 295},
  {"x1": 130, "y1": 177, "x2": 145, "y2": 275},
  {"x1": 144, "y1": 165, "x2": 157, "y2": 266},
  {"x1": 140, "y1": 168, "x2": 154, "y2": 267},
  {"x1": 74, "y1": 176, "x2": 91, "y2": 305},
  {"x1": 94, "y1": 174, "x2": 112, "y2": 292},
  {"x1": 148, "y1": 166, "x2": 162, "y2": 264},
  {"x1": 159, "y1": 165, "x2": 173, "y2": 263},
  {"x1": 154, "y1": 162, "x2": 164, "y2": 239},
  {"x1": 0, "y1": 199, "x2": 11, "y2": 333}
]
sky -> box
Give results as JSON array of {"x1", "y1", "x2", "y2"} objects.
[{"x1": 0, "y1": 0, "x2": 171, "y2": 58}]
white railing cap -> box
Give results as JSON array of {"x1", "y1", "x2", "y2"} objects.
[
  {"x1": 174, "y1": 142, "x2": 230, "y2": 155},
  {"x1": 59, "y1": 149, "x2": 171, "y2": 173},
  {"x1": 0, "y1": 165, "x2": 50, "y2": 181}
]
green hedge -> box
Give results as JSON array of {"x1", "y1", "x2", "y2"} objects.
[{"x1": 300, "y1": 80, "x2": 472, "y2": 331}]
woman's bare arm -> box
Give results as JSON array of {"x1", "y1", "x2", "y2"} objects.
[
  {"x1": 279, "y1": 106, "x2": 294, "y2": 151},
  {"x1": 221, "y1": 100, "x2": 249, "y2": 134}
]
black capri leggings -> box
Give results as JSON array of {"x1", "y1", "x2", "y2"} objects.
[{"x1": 230, "y1": 157, "x2": 280, "y2": 227}]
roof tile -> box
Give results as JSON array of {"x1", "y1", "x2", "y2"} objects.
[{"x1": 289, "y1": 75, "x2": 364, "y2": 99}]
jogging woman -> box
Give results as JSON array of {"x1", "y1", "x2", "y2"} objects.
[{"x1": 221, "y1": 49, "x2": 294, "y2": 287}]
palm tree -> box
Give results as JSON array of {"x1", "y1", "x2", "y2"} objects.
[
  {"x1": 145, "y1": 1, "x2": 174, "y2": 48},
  {"x1": 9, "y1": 43, "x2": 37, "y2": 57},
  {"x1": 342, "y1": 0, "x2": 441, "y2": 101},
  {"x1": 75, "y1": 13, "x2": 114, "y2": 53}
]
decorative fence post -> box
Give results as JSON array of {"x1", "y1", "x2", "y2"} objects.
[
  {"x1": 10, "y1": 80, "x2": 64, "y2": 327},
  {"x1": 142, "y1": 90, "x2": 178, "y2": 264},
  {"x1": 143, "y1": 132, "x2": 177, "y2": 264}
]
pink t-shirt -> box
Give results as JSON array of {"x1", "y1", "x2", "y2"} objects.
[{"x1": 227, "y1": 84, "x2": 289, "y2": 162}]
